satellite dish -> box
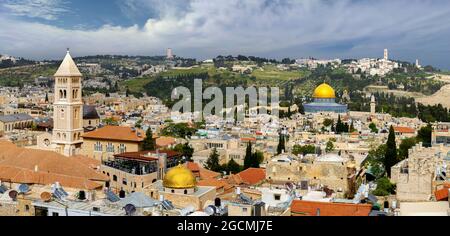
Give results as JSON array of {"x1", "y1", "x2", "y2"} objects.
[
  {"x1": 18, "y1": 184, "x2": 30, "y2": 194},
  {"x1": 9, "y1": 190, "x2": 18, "y2": 200},
  {"x1": 124, "y1": 204, "x2": 136, "y2": 216},
  {"x1": 40, "y1": 192, "x2": 52, "y2": 202}
]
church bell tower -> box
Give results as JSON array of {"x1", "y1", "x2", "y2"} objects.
[{"x1": 52, "y1": 50, "x2": 84, "y2": 156}]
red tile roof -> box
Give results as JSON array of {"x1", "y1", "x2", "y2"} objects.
[
  {"x1": 0, "y1": 141, "x2": 108, "y2": 190},
  {"x1": 83, "y1": 126, "x2": 146, "y2": 142},
  {"x1": 435, "y1": 187, "x2": 449, "y2": 201},
  {"x1": 394, "y1": 126, "x2": 416, "y2": 134},
  {"x1": 241, "y1": 137, "x2": 257, "y2": 142},
  {"x1": 237, "y1": 168, "x2": 266, "y2": 185},
  {"x1": 156, "y1": 136, "x2": 176, "y2": 147},
  {"x1": 291, "y1": 200, "x2": 372, "y2": 216},
  {"x1": 197, "y1": 178, "x2": 233, "y2": 192}
]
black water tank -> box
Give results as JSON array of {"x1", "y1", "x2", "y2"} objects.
[
  {"x1": 119, "y1": 190, "x2": 126, "y2": 198},
  {"x1": 78, "y1": 191, "x2": 86, "y2": 200},
  {"x1": 215, "y1": 198, "x2": 221, "y2": 207}
]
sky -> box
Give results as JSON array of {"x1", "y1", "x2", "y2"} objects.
[{"x1": 1, "y1": 0, "x2": 450, "y2": 69}]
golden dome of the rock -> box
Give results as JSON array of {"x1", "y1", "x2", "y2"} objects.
[
  {"x1": 313, "y1": 83, "x2": 336, "y2": 99},
  {"x1": 163, "y1": 164, "x2": 197, "y2": 189}
]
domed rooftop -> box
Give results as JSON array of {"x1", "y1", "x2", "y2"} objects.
[
  {"x1": 163, "y1": 164, "x2": 197, "y2": 189},
  {"x1": 313, "y1": 83, "x2": 336, "y2": 99}
]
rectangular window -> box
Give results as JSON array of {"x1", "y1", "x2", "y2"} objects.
[
  {"x1": 52, "y1": 212, "x2": 59, "y2": 216},
  {"x1": 274, "y1": 194, "x2": 281, "y2": 201}
]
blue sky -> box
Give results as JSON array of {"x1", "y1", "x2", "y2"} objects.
[{"x1": 1, "y1": 0, "x2": 450, "y2": 69}]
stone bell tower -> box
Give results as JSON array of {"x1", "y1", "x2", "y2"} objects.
[{"x1": 52, "y1": 50, "x2": 84, "y2": 156}]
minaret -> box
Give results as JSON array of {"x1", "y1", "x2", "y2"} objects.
[
  {"x1": 384, "y1": 49, "x2": 388, "y2": 61},
  {"x1": 370, "y1": 95, "x2": 376, "y2": 115},
  {"x1": 52, "y1": 50, "x2": 84, "y2": 156}
]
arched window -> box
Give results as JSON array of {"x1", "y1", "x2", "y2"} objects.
[
  {"x1": 63, "y1": 90, "x2": 67, "y2": 99},
  {"x1": 59, "y1": 90, "x2": 63, "y2": 99}
]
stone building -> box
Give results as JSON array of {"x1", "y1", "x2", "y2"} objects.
[
  {"x1": 266, "y1": 152, "x2": 357, "y2": 198},
  {"x1": 101, "y1": 150, "x2": 181, "y2": 193},
  {"x1": 0, "y1": 113, "x2": 34, "y2": 133},
  {"x1": 81, "y1": 126, "x2": 146, "y2": 161},
  {"x1": 391, "y1": 143, "x2": 450, "y2": 202}
]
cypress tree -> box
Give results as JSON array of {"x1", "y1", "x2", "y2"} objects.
[
  {"x1": 205, "y1": 148, "x2": 221, "y2": 172},
  {"x1": 142, "y1": 128, "x2": 156, "y2": 151},
  {"x1": 277, "y1": 133, "x2": 285, "y2": 154},
  {"x1": 384, "y1": 126, "x2": 398, "y2": 177},
  {"x1": 244, "y1": 142, "x2": 253, "y2": 169},
  {"x1": 227, "y1": 159, "x2": 241, "y2": 174}
]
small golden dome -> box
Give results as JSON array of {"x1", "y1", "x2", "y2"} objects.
[
  {"x1": 313, "y1": 83, "x2": 336, "y2": 99},
  {"x1": 163, "y1": 164, "x2": 197, "y2": 189}
]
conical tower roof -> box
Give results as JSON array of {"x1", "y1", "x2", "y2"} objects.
[{"x1": 54, "y1": 50, "x2": 82, "y2": 77}]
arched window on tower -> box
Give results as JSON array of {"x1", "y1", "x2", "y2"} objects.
[
  {"x1": 59, "y1": 90, "x2": 63, "y2": 99},
  {"x1": 63, "y1": 90, "x2": 67, "y2": 99}
]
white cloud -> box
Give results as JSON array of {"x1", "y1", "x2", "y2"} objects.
[
  {"x1": 1, "y1": 0, "x2": 450, "y2": 68},
  {"x1": 2, "y1": 0, "x2": 69, "y2": 20}
]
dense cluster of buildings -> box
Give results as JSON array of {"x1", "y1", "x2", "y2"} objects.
[
  {"x1": 344, "y1": 49, "x2": 400, "y2": 77},
  {"x1": 0, "y1": 50, "x2": 448, "y2": 217}
]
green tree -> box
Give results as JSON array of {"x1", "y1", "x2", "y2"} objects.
[
  {"x1": 135, "y1": 119, "x2": 143, "y2": 129},
  {"x1": 142, "y1": 128, "x2": 156, "y2": 151},
  {"x1": 323, "y1": 118, "x2": 334, "y2": 127},
  {"x1": 205, "y1": 148, "x2": 221, "y2": 172},
  {"x1": 384, "y1": 126, "x2": 398, "y2": 177},
  {"x1": 362, "y1": 144, "x2": 387, "y2": 179},
  {"x1": 369, "y1": 123, "x2": 379, "y2": 133},
  {"x1": 251, "y1": 151, "x2": 264, "y2": 168},
  {"x1": 372, "y1": 177, "x2": 396, "y2": 196},
  {"x1": 173, "y1": 143, "x2": 194, "y2": 161},
  {"x1": 350, "y1": 121, "x2": 356, "y2": 133},
  {"x1": 398, "y1": 137, "x2": 417, "y2": 161},
  {"x1": 326, "y1": 141, "x2": 335, "y2": 152},
  {"x1": 292, "y1": 145, "x2": 316, "y2": 156},
  {"x1": 244, "y1": 142, "x2": 253, "y2": 169},
  {"x1": 277, "y1": 133, "x2": 286, "y2": 154},
  {"x1": 417, "y1": 124, "x2": 432, "y2": 147},
  {"x1": 227, "y1": 159, "x2": 241, "y2": 174}
]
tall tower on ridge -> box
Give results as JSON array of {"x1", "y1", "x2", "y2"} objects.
[
  {"x1": 370, "y1": 95, "x2": 376, "y2": 115},
  {"x1": 166, "y1": 48, "x2": 174, "y2": 60},
  {"x1": 384, "y1": 49, "x2": 389, "y2": 61},
  {"x1": 52, "y1": 50, "x2": 84, "y2": 156}
]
